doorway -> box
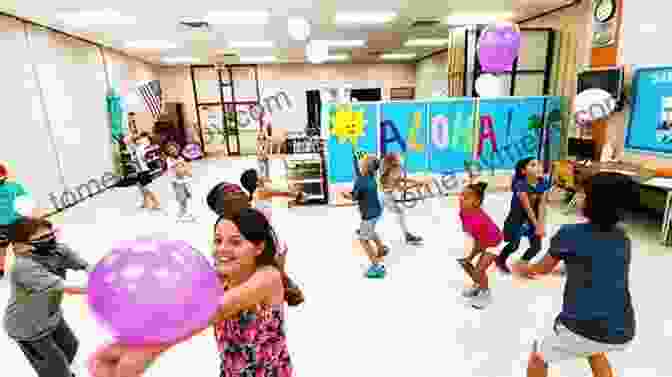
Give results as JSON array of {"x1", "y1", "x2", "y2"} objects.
[{"x1": 350, "y1": 88, "x2": 382, "y2": 102}]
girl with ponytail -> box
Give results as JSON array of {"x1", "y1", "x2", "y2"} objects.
[{"x1": 457, "y1": 181, "x2": 503, "y2": 309}]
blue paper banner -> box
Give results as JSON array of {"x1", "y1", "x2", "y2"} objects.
[
  {"x1": 476, "y1": 97, "x2": 546, "y2": 171},
  {"x1": 380, "y1": 103, "x2": 428, "y2": 174},
  {"x1": 326, "y1": 103, "x2": 378, "y2": 183},
  {"x1": 626, "y1": 66, "x2": 672, "y2": 152},
  {"x1": 427, "y1": 100, "x2": 475, "y2": 174}
]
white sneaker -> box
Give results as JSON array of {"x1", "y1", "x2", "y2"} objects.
[
  {"x1": 470, "y1": 288, "x2": 492, "y2": 309},
  {"x1": 461, "y1": 285, "x2": 480, "y2": 298}
]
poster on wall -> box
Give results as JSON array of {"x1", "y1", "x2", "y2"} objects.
[
  {"x1": 326, "y1": 103, "x2": 378, "y2": 183},
  {"x1": 427, "y1": 100, "x2": 475, "y2": 174},
  {"x1": 476, "y1": 97, "x2": 545, "y2": 171},
  {"x1": 380, "y1": 103, "x2": 428, "y2": 174},
  {"x1": 626, "y1": 66, "x2": 672, "y2": 152}
]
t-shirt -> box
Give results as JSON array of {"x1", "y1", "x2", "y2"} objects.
[
  {"x1": 352, "y1": 175, "x2": 382, "y2": 220},
  {"x1": 504, "y1": 176, "x2": 551, "y2": 236},
  {"x1": 133, "y1": 144, "x2": 150, "y2": 172},
  {"x1": 548, "y1": 223, "x2": 635, "y2": 344},
  {"x1": 459, "y1": 208, "x2": 503, "y2": 249},
  {"x1": 3, "y1": 244, "x2": 89, "y2": 341},
  {"x1": 0, "y1": 182, "x2": 28, "y2": 225}
]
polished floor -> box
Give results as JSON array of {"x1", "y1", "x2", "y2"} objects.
[{"x1": 0, "y1": 157, "x2": 669, "y2": 377}]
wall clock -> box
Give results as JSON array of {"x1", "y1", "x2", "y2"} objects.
[{"x1": 594, "y1": 0, "x2": 617, "y2": 23}]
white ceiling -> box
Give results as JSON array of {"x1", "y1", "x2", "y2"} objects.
[{"x1": 1, "y1": 0, "x2": 572, "y2": 65}]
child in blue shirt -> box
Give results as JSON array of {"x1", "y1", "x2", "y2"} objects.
[
  {"x1": 343, "y1": 155, "x2": 388, "y2": 278},
  {"x1": 0, "y1": 163, "x2": 31, "y2": 278},
  {"x1": 513, "y1": 172, "x2": 636, "y2": 377},
  {"x1": 496, "y1": 157, "x2": 551, "y2": 273}
]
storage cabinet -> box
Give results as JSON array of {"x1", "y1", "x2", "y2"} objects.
[{"x1": 284, "y1": 138, "x2": 328, "y2": 204}]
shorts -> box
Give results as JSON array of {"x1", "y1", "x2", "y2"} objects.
[
  {"x1": 358, "y1": 217, "x2": 380, "y2": 241},
  {"x1": 382, "y1": 192, "x2": 403, "y2": 214},
  {"x1": 464, "y1": 234, "x2": 501, "y2": 257},
  {"x1": 535, "y1": 322, "x2": 630, "y2": 365}
]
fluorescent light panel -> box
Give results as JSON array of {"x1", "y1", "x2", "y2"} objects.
[
  {"x1": 125, "y1": 40, "x2": 178, "y2": 49},
  {"x1": 444, "y1": 12, "x2": 513, "y2": 25},
  {"x1": 315, "y1": 39, "x2": 366, "y2": 48},
  {"x1": 404, "y1": 38, "x2": 450, "y2": 47},
  {"x1": 239, "y1": 56, "x2": 276, "y2": 63},
  {"x1": 205, "y1": 11, "x2": 270, "y2": 25},
  {"x1": 229, "y1": 41, "x2": 274, "y2": 48},
  {"x1": 57, "y1": 9, "x2": 136, "y2": 27},
  {"x1": 334, "y1": 11, "x2": 396, "y2": 24},
  {"x1": 380, "y1": 53, "x2": 416, "y2": 60}
]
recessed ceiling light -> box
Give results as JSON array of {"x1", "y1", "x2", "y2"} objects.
[
  {"x1": 124, "y1": 40, "x2": 179, "y2": 50},
  {"x1": 205, "y1": 11, "x2": 270, "y2": 25},
  {"x1": 229, "y1": 41, "x2": 274, "y2": 48},
  {"x1": 239, "y1": 56, "x2": 276, "y2": 63},
  {"x1": 380, "y1": 53, "x2": 416, "y2": 60},
  {"x1": 313, "y1": 40, "x2": 366, "y2": 48},
  {"x1": 334, "y1": 12, "x2": 397, "y2": 24},
  {"x1": 640, "y1": 24, "x2": 657, "y2": 33},
  {"x1": 162, "y1": 56, "x2": 200, "y2": 64},
  {"x1": 57, "y1": 9, "x2": 136, "y2": 27},
  {"x1": 327, "y1": 54, "x2": 349, "y2": 61},
  {"x1": 404, "y1": 38, "x2": 450, "y2": 47},
  {"x1": 444, "y1": 13, "x2": 513, "y2": 25}
]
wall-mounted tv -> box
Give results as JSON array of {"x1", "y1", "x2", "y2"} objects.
[{"x1": 577, "y1": 67, "x2": 625, "y2": 111}]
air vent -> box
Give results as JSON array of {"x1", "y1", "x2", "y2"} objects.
[
  {"x1": 410, "y1": 18, "x2": 441, "y2": 28},
  {"x1": 179, "y1": 21, "x2": 211, "y2": 30}
]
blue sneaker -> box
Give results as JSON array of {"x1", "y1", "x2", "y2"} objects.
[{"x1": 365, "y1": 264, "x2": 386, "y2": 278}]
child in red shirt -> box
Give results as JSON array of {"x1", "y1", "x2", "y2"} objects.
[{"x1": 457, "y1": 182, "x2": 503, "y2": 309}]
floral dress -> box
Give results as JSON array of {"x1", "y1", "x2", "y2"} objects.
[{"x1": 213, "y1": 303, "x2": 292, "y2": 377}]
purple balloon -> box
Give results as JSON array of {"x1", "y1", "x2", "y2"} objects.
[
  {"x1": 88, "y1": 238, "x2": 223, "y2": 344},
  {"x1": 182, "y1": 143, "x2": 203, "y2": 160},
  {"x1": 478, "y1": 24, "x2": 521, "y2": 73}
]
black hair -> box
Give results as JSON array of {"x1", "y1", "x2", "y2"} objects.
[
  {"x1": 466, "y1": 182, "x2": 488, "y2": 205},
  {"x1": 215, "y1": 208, "x2": 279, "y2": 268},
  {"x1": 583, "y1": 172, "x2": 638, "y2": 231},
  {"x1": 512, "y1": 157, "x2": 536, "y2": 190},
  {"x1": 206, "y1": 182, "x2": 250, "y2": 215},
  {"x1": 8, "y1": 217, "x2": 53, "y2": 243},
  {"x1": 240, "y1": 169, "x2": 259, "y2": 201}
]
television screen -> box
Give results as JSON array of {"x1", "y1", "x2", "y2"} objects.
[{"x1": 577, "y1": 68, "x2": 624, "y2": 110}]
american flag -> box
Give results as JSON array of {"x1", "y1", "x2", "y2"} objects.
[{"x1": 137, "y1": 80, "x2": 162, "y2": 119}]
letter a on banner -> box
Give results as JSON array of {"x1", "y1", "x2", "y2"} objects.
[
  {"x1": 380, "y1": 120, "x2": 407, "y2": 155},
  {"x1": 477, "y1": 114, "x2": 498, "y2": 159},
  {"x1": 431, "y1": 115, "x2": 449, "y2": 150}
]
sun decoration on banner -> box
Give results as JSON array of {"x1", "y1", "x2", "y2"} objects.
[{"x1": 329, "y1": 105, "x2": 366, "y2": 146}]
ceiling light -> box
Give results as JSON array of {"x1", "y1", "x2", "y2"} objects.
[
  {"x1": 205, "y1": 11, "x2": 270, "y2": 25},
  {"x1": 229, "y1": 41, "x2": 274, "y2": 48},
  {"x1": 288, "y1": 17, "x2": 311, "y2": 41},
  {"x1": 313, "y1": 40, "x2": 366, "y2": 48},
  {"x1": 57, "y1": 9, "x2": 136, "y2": 28},
  {"x1": 124, "y1": 40, "x2": 178, "y2": 50},
  {"x1": 404, "y1": 38, "x2": 450, "y2": 47},
  {"x1": 640, "y1": 24, "x2": 657, "y2": 33},
  {"x1": 334, "y1": 12, "x2": 396, "y2": 24},
  {"x1": 162, "y1": 57, "x2": 200, "y2": 64},
  {"x1": 327, "y1": 54, "x2": 349, "y2": 61},
  {"x1": 380, "y1": 53, "x2": 416, "y2": 60},
  {"x1": 444, "y1": 12, "x2": 514, "y2": 25},
  {"x1": 239, "y1": 56, "x2": 276, "y2": 63}
]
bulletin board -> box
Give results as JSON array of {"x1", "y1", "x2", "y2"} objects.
[
  {"x1": 325, "y1": 96, "x2": 563, "y2": 185},
  {"x1": 625, "y1": 66, "x2": 672, "y2": 153}
]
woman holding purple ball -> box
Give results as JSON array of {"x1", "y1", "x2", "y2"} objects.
[{"x1": 89, "y1": 208, "x2": 292, "y2": 377}]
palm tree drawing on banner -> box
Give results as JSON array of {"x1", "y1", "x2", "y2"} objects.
[{"x1": 329, "y1": 104, "x2": 367, "y2": 177}]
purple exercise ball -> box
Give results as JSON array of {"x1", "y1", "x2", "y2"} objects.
[
  {"x1": 478, "y1": 24, "x2": 521, "y2": 73},
  {"x1": 87, "y1": 237, "x2": 223, "y2": 344}
]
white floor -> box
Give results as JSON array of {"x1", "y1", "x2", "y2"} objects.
[{"x1": 1, "y1": 157, "x2": 670, "y2": 377}]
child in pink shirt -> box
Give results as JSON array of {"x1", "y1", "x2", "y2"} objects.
[{"x1": 457, "y1": 182, "x2": 503, "y2": 309}]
